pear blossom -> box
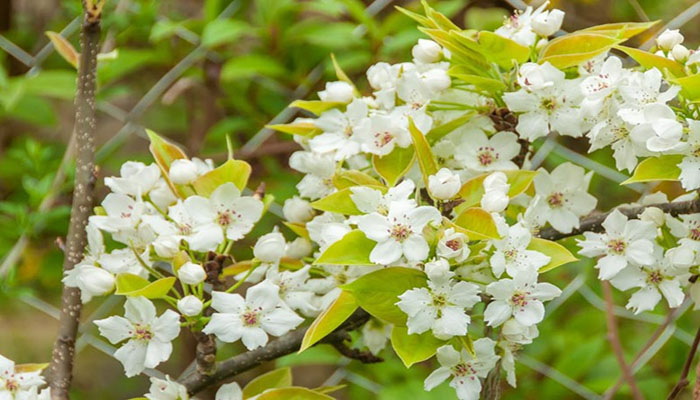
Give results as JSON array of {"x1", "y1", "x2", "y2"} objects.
[
  {"x1": 177, "y1": 295, "x2": 203, "y2": 317},
  {"x1": 184, "y1": 182, "x2": 263, "y2": 250},
  {"x1": 577, "y1": 209, "x2": 657, "y2": 280},
  {"x1": 490, "y1": 223, "x2": 550, "y2": 277},
  {"x1": 529, "y1": 162, "x2": 597, "y2": 233},
  {"x1": 317, "y1": 81, "x2": 354, "y2": 103},
  {"x1": 666, "y1": 213, "x2": 700, "y2": 252},
  {"x1": 144, "y1": 376, "x2": 189, "y2": 400},
  {"x1": 178, "y1": 262, "x2": 206, "y2": 285},
  {"x1": 617, "y1": 68, "x2": 679, "y2": 124},
  {"x1": 309, "y1": 99, "x2": 367, "y2": 160},
  {"x1": 0, "y1": 355, "x2": 46, "y2": 399},
  {"x1": 397, "y1": 259, "x2": 481, "y2": 339},
  {"x1": 89, "y1": 193, "x2": 145, "y2": 236},
  {"x1": 282, "y1": 196, "x2": 315, "y2": 223},
  {"x1": 168, "y1": 158, "x2": 213, "y2": 185},
  {"x1": 202, "y1": 281, "x2": 304, "y2": 350},
  {"x1": 215, "y1": 382, "x2": 243, "y2": 400},
  {"x1": 357, "y1": 201, "x2": 441, "y2": 264},
  {"x1": 253, "y1": 230, "x2": 286, "y2": 263},
  {"x1": 94, "y1": 297, "x2": 180, "y2": 377},
  {"x1": 428, "y1": 168, "x2": 461, "y2": 200},
  {"x1": 306, "y1": 212, "x2": 351, "y2": 252},
  {"x1": 494, "y1": 2, "x2": 552, "y2": 46},
  {"x1": 412, "y1": 39, "x2": 442, "y2": 64},
  {"x1": 484, "y1": 268, "x2": 561, "y2": 327},
  {"x1": 628, "y1": 103, "x2": 685, "y2": 152},
  {"x1": 284, "y1": 237, "x2": 313, "y2": 259},
  {"x1": 656, "y1": 29, "x2": 684, "y2": 50},
  {"x1": 289, "y1": 151, "x2": 336, "y2": 200},
  {"x1": 424, "y1": 340, "x2": 499, "y2": 400},
  {"x1": 481, "y1": 172, "x2": 510, "y2": 213},
  {"x1": 531, "y1": 8, "x2": 564, "y2": 37},
  {"x1": 454, "y1": 130, "x2": 520, "y2": 172},
  {"x1": 437, "y1": 228, "x2": 470, "y2": 262},
  {"x1": 678, "y1": 119, "x2": 700, "y2": 190},
  {"x1": 264, "y1": 265, "x2": 319, "y2": 317},
  {"x1": 362, "y1": 319, "x2": 393, "y2": 355},
  {"x1": 355, "y1": 114, "x2": 411, "y2": 156},
  {"x1": 350, "y1": 179, "x2": 415, "y2": 215}
]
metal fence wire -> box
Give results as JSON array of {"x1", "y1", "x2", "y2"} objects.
[{"x1": 1, "y1": 0, "x2": 698, "y2": 398}]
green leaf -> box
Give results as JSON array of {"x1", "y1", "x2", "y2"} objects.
[
  {"x1": 221, "y1": 54, "x2": 286, "y2": 81},
  {"x1": 477, "y1": 31, "x2": 529, "y2": 69},
  {"x1": 447, "y1": 69, "x2": 506, "y2": 94},
  {"x1": 314, "y1": 230, "x2": 375, "y2": 265},
  {"x1": 330, "y1": 53, "x2": 355, "y2": 87},
  {"x1": 580, "y1": 21, "x2": 659, "y2": 40},
  {"x1": 115, "y1": 274, "x2": 176, "y2": 299},
  {"x1": 421, "y1": 28, "x2": 491, "y2": 76},
  {"x1": 300, "y1": 291, "x2": 358, "y2": 352},
  {"x1": 146, "y1": 129, "x2": 187, "y2": 170},
  {"x1": 201, "y1": 19, "x2": 249, "y2": 48},
  {"x1": 372, "y1": 146, "x2": 416, "y2": 187},
  {"x1": 267, "y1": 122, "x2": 322, "y2": 137},
  {"x1": 391, "y1": 326, "x2": 445, "y2": 367},
  {"x1": 15, "y1": 363, "x2": 49, "y2": 373},
  {"x1": 289, "y1": 100, "x2": 345, "y2": 115},
  {"x1": 529, "y1": 238, "x2": 578, "y2": 273},
  {"x1": 622, "y1": 155, "x2": 682, "y2": 184},
  {"x1": 311, "y1": 186, "x2": 386, "y2": 215},
  {"x1": 191, "y1": 158, "x2": 252, "y2": 194},
  {"x1": 257, "y1": 387, "x2": 334, "y2": 400},
  {"x1": 426, "y1": 111, "x2": 478, "y2": 143},
  {"x1": 46, "y1": 31, "x2": 78, "y2": 68},
  {"x1": 450, "y1": 207, "x2": 500, "y2": 240},
  {"x1": 408, "y1": 117, "x2": 438, "y2": 189},
  {"x1": 614, "y1": 45, "x2": 686, "y2": 78},
  {"x1": 671, "y1": 73, "x2": 700, "y2": 101},
  {"x1": 455, "y1": 170, "x2": 538, "y2": 211},
  {"x1": 342, "y1": 267, "x2": 427, "y2": 325},
  {"x1": 283, "y1": 222, "x2": 310, "y2": 240},
  {"x1": 242, "y1": 367, "x2": 293, "y2": 398},
  {"x1": 540, "y1": 33, "x2": 622, "y2": 69},
  {"x1": 333, "y1": 170, "x2": 384, "y2": 189}
]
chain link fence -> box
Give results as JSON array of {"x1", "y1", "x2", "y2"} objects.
[{"x1": 1, "y1": 0, "x2": 698, "y2": 398}]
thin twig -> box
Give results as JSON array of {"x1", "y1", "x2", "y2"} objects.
[
  {"x1": 667, "y1": 324, "x2": 700, "y2": 400},
  {"x1": 601, "y1": 281, "x2": 644, "y2": 400},
  {"x1": 48, "y1": 2, "x2": 102, "y2": 398}
]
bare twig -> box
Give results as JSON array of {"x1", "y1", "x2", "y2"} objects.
[
  {"x1": 180, "y1": 310, "x2": 370, "y2": 396},
  {"x1": 326, "y1": 331, "x2": 383, "y2": 364},
  {"x1": 601, "y1": 281, "x2": 644, "y2": 400},
  {"x1": 667, "y1": 324, "x2": 700, "y2": 400},
  {"x1": 48, "y1": 2, "x2": 102, "y2": 398},
  {"x1": 538, "y1": 198, "x2": 700, "y2": 241}
]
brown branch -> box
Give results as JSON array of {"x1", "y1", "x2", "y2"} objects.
[
  {"x1": 694, "y1": 360, "x2": 700, "y2": 400},
  {"x1": 326, "y1": 331, "x2": 383, "y2": 364},
  {"x1": 48, "y1": 2, "x2": 101, "y2": 399},
  {"x1": 482, "y1": 360, "x2": 502, "y2": 400},
  {"x1": 667, "y1": 324, "x2": 700, "y2": 400},
  {"x1": 601, "y1": 281, "x2": 644, "y2": 400},
  {"x1": 181, "y1": 310, "x2": 370, "y2": 396},
  {"x1": 538, "y1": 198, "x2": 700, "y2": 241}
]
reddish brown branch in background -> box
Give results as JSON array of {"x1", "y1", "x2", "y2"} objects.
[
  {"x1": 601, "y1": 281, "x2": 644, "y2": 400},
  {"x1": 48, "y1": 2, "x2": 102, "y2": 399},
  {"x1": 667, "y1": 324, "x2": 700, "y2": 400}
]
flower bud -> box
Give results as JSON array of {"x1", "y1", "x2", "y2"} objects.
[
  {"x1": 285, "y1": 237, "x2": 312, "y2": 259},
  {"x1": 532, "y1": 9, "x2": 565, "y2": 37},
  {"x1": 366, "y1": 62, "x2": 394, "y2": 90},
  {"x1": 536, "y1": 38, "x2": 549, "y2": 51},
  {"x1": 483, "y1": 171, "x2": 509, "y2": 191},
  {"x1": 283, "y1": 197, "x2": 314, "y2": 223},
  {"x1": 169, "y1": 159, "x2": 199, "y2": 184},
  {"x1": 254, "y1": 231, "x2": 286, "y2": 263},
  {"x1": 428, "y1": 168, "x2": 461, "y2": 200},
  {"x1": 640, "y1": 206, "x2": 664, "y2": 226},
  {"x1": 656, "y1": 29, "x2": 684, "y2": 50},
  {"x1": 177, "y1": 295, "x2": 203, "y2": 316},
  {"x1": 412, "y1": 39, "x2": 442, "y2": 64},
  {"x1": 318, "y1": 81, "x2": 354, "y2": 103},
  {"x1": 672, "y1": 44, "x2": 690, "y2": 62},
  {"x1": 153, "y1": 235, "x2": 180, "y2": 258},
  {"x1": 81, "y1": 266, "x2": 115, "y2": 297},
  {"x1": 481, "y1": 172, "x2": 510, "y2": 213},
  {"x1": 178, "y1": 262, "x2": 206, "y2": 285},
  {"x1": 421, "y1": 69, "x2": 451, "y2": 92}
]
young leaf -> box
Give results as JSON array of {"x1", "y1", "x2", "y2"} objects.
[
  {"x1": 622, "y1": 155, "x2": 682, "y2": 184},
  {"x1": 477, "y1": 31, "x2": 529, "y2": 69},
  {"x1": 311, "y1": 186, "x2": 386, "y2": 215},
  {"x1": 446, "y1": 70, "x2": 506, "y2": 95},
  {"x1": 257, "y1": 387, "x2": 334, "y2": 400},
  {"x1": 299, "y1": 291, "x2": 358, "y2": 353},
  {"x1": 46, "y1": 31, "x2": 79, "y2": 69},
  {"x1": 191, "y1": 158, "x2": 252, "y2": 195},
  {"x1": 341, "y1": 267, "x2": 428, "y2": 325},
  {"x1": 146, "y1": 129, "x2": 187, "y2": 170},
  {"x1": 450, "y1": 208, "x2": 500, "y2": 240},
  {"x1": 408, "y1": 117, "x2": 438, "y2": 188},
  {"x1": 372, "y1": 146, "x2": 416, "y2": 187},
  {"x1": 330, "y1": 53, "x2": 355, "y2": 87},
  {"x1": 289, "y1": 100, "x2": 345, "y2": 115},
  {"x1": 580, "y1": 21, "x2": 659, "y2": 39},
  {"x1": 242, "y1": 367, "x2": 293, "y2": 398},
  {"x1": 529, "y1": 238, "x2": 578, "y2": 273},
  {"x1": 614, "y1": 45, "x2": 686, "y2": 78},
  {"x1": 540, "y1": 33, "x2": 622, "y2": 69},
  {"x1": 426, "y1": 111, "x2": 478, "y2": 144},
  {"x1": 391, "y1": 326, "x2": 445, "y2": 367},
  {"x1": 671, "y1": 73, "x2": 700, "y2": 101},
  {"x1": 283, "y1": 222, "x2": 310, "y2": 240},
  {"x1": 314, "y1": 230, "x2": 375, "y2": 265},
  {"x1": 333, "y1": 170, "x2": 385, "y2": 189},
  {"x1": 15, "y1": 363, "x2": 50, "y2": 373},
  {"x1": 267, "y1": 122, "x2": 322, "y2": 137},
  {"x1": 115, "y1": 274, "x2": 176, "y2": 299},
  {"x1": 201, "y1": 19, "x2": 249, "y2": 48},
  {"x1": 455, "y1": 170, "x2": 538, "y2": 210}
]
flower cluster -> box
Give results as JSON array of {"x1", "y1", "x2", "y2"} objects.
[
  {"x1": 0, "y1": 354, "x2": 50, "y2": 400},
  {"x1": 58, "y1": 2, "x2": 700, "y2": 399}
]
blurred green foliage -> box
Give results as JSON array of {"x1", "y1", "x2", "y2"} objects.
[{"x1": 2, "y1": 0, "x2": 700, "y2": 399}]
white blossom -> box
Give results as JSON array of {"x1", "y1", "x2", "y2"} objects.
[
  {"x1": 424, "y1": 340, "x2": 499, "y2": 400},
  {"x1": 490, "y1": 223, "x2": 550, "y2": 277},
  {"x1": 428, "y1": 168, "x2": 461, "y2": 200},
  {"x1": 144, "y1": 376, "x2": 189, "y2": 400}
]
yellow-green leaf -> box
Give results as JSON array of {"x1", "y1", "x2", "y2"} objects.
[
  {"x1": 46, "y1": 31, "x2": 78, "y2": 68},
  {"x1": 191, "y1": 158, "x2": 251, "y2": 194},
  {"x1": 333, "y1": 170, "x2": 385, "y2": 189},
  {"x1": 342, "y1": 267, "x2": 427, "y2": 325},
  {"x1": 242, "y1": 367, "x2": 293, "y2": 399},
  {"x1": 671, "y1": 73, "x2": 700, "y2": 101},
  {"x1": 580, "y1": 21, "x2": 659, "y2": 39},
  {"x1": 622, "y1": 155, "x2": 682, "y2": 184},
  {"x1": 311, "y1": 186, "x2": 386, "y2": 215},
  {"x1": 408, "y1": 117, "x2": 438, "y2": 188},
  {"x1": 146, "y1": 129, "x2": 187, "y2": 170},
  {"x1": 372, "y1": 146, "x2": 416, "y2": 187},
  {"x1": 450, "y1": 208, "x2": 500, "y2": 240},
  {"x1": 115, "y1": 274, "x2": 176, "y2": 299},
  {"x1": 447, "y1": 69, "x2": 506, "y2": 95},
  {"x1": 289, "y1": 100, "x2": 345, "y2": 115},
  {"x1": 267, "y1": 122, "x2": 322, "y2": 137},
  {"x1": 330, "y1": 53, "x2": 354, "y2": 87},
  {"x1": 614, "y1": 45, "x2": 686, "y2": 78},
  {"x1": 426, "y1": 111, "x2": 478, "y2": 144},
  {"x1": 529, "y1": 238, "x2": 578, "y2": 272},
  {"x1": 15, "y1": 363, "x2": 49, "y2": 373},
  {"x1": 540, "y1": 33, "x2": 622, "y2": 69},
  {"x1": 314, "y1": 230, "x2": 375, "y2": 265},
  {"x1": 257, "y1": 387, "x2": 333, "y2": 400},
  {"x1": 391, "y1": 326, "x2": 445, "y2": 367},
  {"x1": 477, "y1": 31, "x2": 530, "y2": 69},
  {"x1": 300, "y1": 291, "x2": 358, "y2": 353},
  {"x1": 455, "y1": 170, "x2": 538, "y2": 212},
  {"x1": 283, "y1": 222, "x2": 310, "y2": 240}
]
